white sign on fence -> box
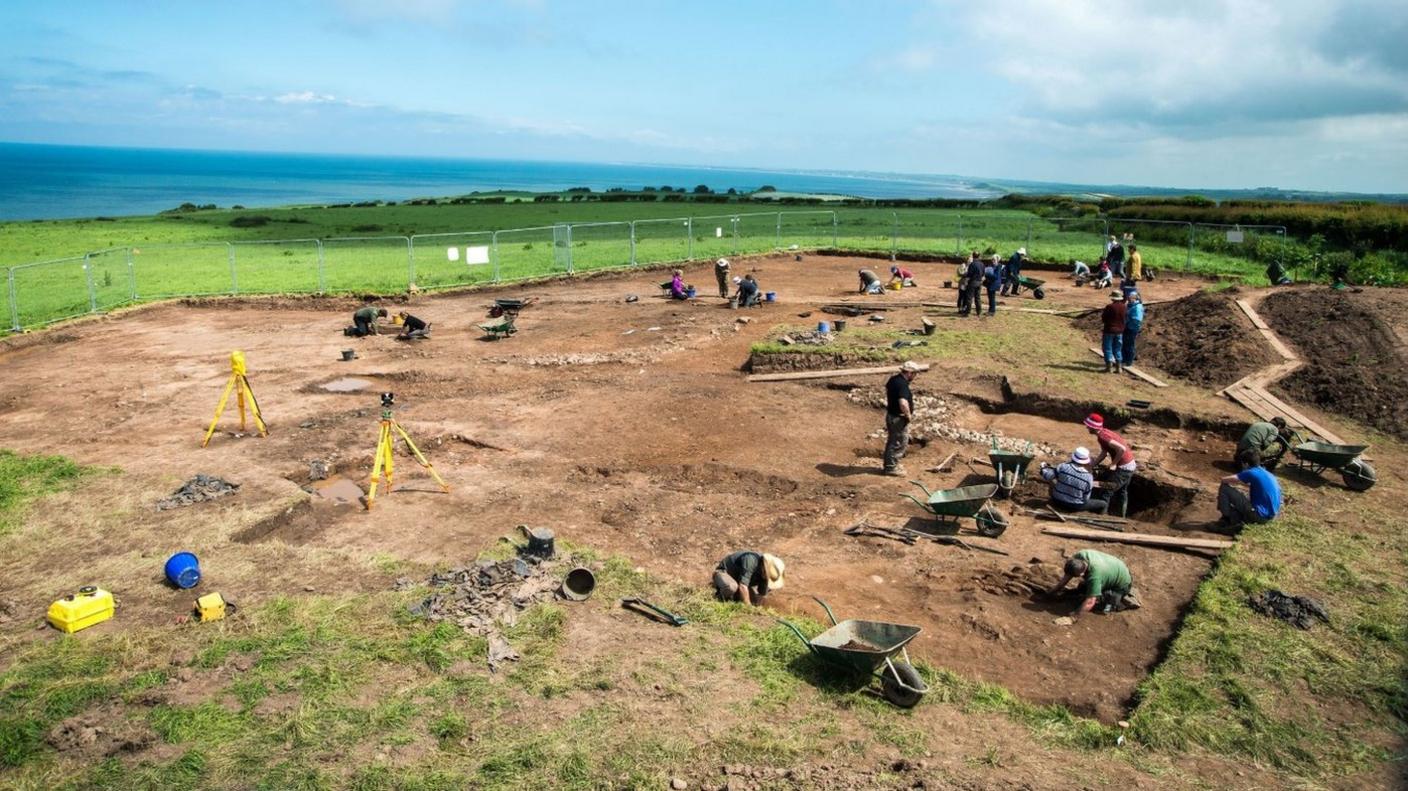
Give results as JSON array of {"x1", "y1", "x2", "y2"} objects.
[
  {"x1": 446, "y1": 246, "x2": 460, "y2": 261},
  {"x1": 1226, "y1": 230, "x2": 1244, "y2": 244},
  {"x1": 715, "y1": 227, "x2": 723, "y2": 238},
  {"x1": 465, "y1": 245, "x2": 490, "y2": 265}
]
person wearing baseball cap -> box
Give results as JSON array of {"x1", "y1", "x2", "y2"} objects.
[
  {"x1": 1084, "y1": 413, "x2": 1137, "y2": 517},
  {"x1": 882, "y1": 360, "x2": 924, "y2": 475},
  {"x1": 713, "y1": 550, "x2": 785, "y2": 606},
  {"x1": 1038, "y1": 446, "x2": 1109, "y2": 513}
]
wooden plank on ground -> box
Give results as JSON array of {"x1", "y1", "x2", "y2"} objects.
[
  {"x1": 1017, "y1": 308, "x2": 1062, "y2": 315},
  {"x1": 746, "y1": 364, "x2": 930, "y2": 383},
  {"x1": 1234, "y1": 298, "x2": 1270, "y2": 330},
  {"x1": 1085, "y1": 348, "x2": 1169, "y2": 387},
  {"x1": 1225, "y1": 386, "x2": 1282, "y2": 423},
  {"x1": 1248, "y1": 388, "x2": 1347, "y2": 445},
  {"x1": 1041, "y1": 526, "x2": 1234, "y2": 550}
]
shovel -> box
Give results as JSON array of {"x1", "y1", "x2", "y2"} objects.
[{"x1": 621, "y1": 597, "x2": 688, "y2": 627}]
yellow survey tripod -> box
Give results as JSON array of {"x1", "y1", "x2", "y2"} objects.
[
  {"x1": 366, "y1": 392, "x2": 449, "y2": 510},
  {"x1": 202, "y1": 351, "x2": 268, "y2": 447}
]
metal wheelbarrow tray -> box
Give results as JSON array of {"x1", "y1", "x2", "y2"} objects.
[
  {"x1": 1291, "y1": 441, "x2": 1376, "y2": 491},
  {"x1": 901, "y1": 481, "x2": 1008, "y2": 537},
  {"x1": 989, "y1": 448, "x2": 1036, "y2": 499},
  {"x1": 778, "y1": 597, "x2": 928, "y2": 708}
]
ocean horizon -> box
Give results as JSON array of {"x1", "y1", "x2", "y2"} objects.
[{"x1": 0, "y1": 142, "x2": 1009, "y2": 222}]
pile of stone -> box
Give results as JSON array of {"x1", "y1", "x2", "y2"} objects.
[
  {"x1": 406, "y1": 554, "x2": 567, "y2": 670},
  {"x1": 775, "y1": 330, "x2": 834, "y2": 347},
  {"x1": 849, "y1": 390, "x2": 1057, "y2": 456},
  {"x1": 156, "y1": 474, "x2": 240, "y2": 510}
]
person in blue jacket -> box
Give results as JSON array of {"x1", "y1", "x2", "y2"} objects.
[
  {"x1": 1121, "y1": 292, "x2": 1145, "y2": 367},
  {"x1": 1217, "y1": 449, "x2": 1282, "y2": 532}
]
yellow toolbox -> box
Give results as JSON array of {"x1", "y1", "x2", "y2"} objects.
[
  {"x1": 47, "y1": 586, "x2": 115, "y2": 633},
  {"x1": 194, "y1": 592, "x2": 229, "y2": 623}
]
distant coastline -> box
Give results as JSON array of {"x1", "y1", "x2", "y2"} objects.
[{"x1": 1, "y1": 142, "x2": 1403, "y2": 222}]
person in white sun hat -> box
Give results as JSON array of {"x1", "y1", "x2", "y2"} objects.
[
  {"x1": 713, "y1": 550, "x2": 785, "y2": 605},
  {"x1": 1002, "y1": 246, "x2": 1027, "y2": 296},
  {"x1": 714, "y1": 258, "x2": 731, "y2": 297},
  {"x1": 1038, "y1": 447, "x2": 1109, "y2": 513}
]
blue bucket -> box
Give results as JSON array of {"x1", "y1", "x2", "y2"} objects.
[
  {"x1": 765, "y1": 291, "x2": 776, "y2": 302},
  {"x1": 817, "y1": 321, "x2": 831, "y2": 333},
  {"x1": 164, "y1": 552, "x2": 201, "y2": 589},
  {"x1": 686, "y1": 286, "x2": 697, "y2": 298}
]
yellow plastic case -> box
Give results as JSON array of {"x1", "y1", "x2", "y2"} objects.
[
  {"x1": 195, "y1": 592, "x2": 227, "y2": 623},
  {"x1": 47, "y1": 586, "x2": 115, "y2": 633}
]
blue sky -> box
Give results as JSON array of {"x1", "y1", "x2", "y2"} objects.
[{"x1": 1, "y1": 0, "x2": 1405, "y2": 193}]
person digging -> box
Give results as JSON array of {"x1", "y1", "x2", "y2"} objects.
[
  {"x1": 882, "y1": 360, "x2": 924, "y2": 476},
  {"x1": 712, "y1": 551, "x2": 785, "y2": 606},
  {"x1": 396, "y1": 311, "x2": 431, "y2": 340},
  {"x1": 858, "y1": 267, "x2": 884, "y2": 295},
  {"x1": 1236, "y1": 417, "x2": 1298, "y2": 472},
  {"x1": 887, "y1": 265, "x2": 917, "y2": 288},
  {"x1": 733, "y1": 273, "x2": 761, "y2": 307},
  {"x1": 347, "y1": 306, "x2": 387, "y2": 337},
  {"x1": 1038, "y1": 447, "x2": 1108, "y2": 513},
  {"x1": 1084, "y1": 412, "x2": 1137, "y2": 517},
  {"x1": 1044, "y1": 549, "x2": 1141, "y2": 618},
  {"x1": 1216, "y1": 449, "x2": 1282, "y2": 533}
]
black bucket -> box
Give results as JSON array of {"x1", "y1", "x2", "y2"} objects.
[
  {"x1": 561, "y1": 567, "x2": 596, "y2": 601},
  {"x1": 518, "y1": 525, "x2": 556, "y2": 557}
]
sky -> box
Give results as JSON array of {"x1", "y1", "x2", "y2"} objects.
[{"x1": 1, "y1": 0, "x2": 1406, "y2": 194}]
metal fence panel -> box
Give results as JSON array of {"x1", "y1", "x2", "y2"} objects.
[
  {"x1": 690, "y1": 214, "x2": 741, "y2": 262},
  {"x1": 892, "y1": 209, "x2": 960, "y2": 255},
  {"x1": 11, "y1": 257, "x2": 91, "y2": 328},
  {"x1": 231, "y1": 239, "x2": 321, "y2": 295},
  {"x1": 491, "y1": 226, "x2": 557, "y2": 282},
  {"x1": 133, "y1": 243, "x2": 232, "y2": 298},
  {"x1": 776, "y1": 210, "x2": 835, "y2": 251},
  {"x1": 323, "y1": 237, "x2": 410, "y2": 293},
  {"x1": 1025, "y1": 216, "x2": 1106, "y2": 270},
  {"x1": 632, "y1": 217, "x2": 692, "y2": 264},
  {"x1": 734, "y1": 212, "x2": 778, "y2": 256},
  {"x1": 410, "y1": 232, "x2": 495, "y2": 290},
  {"x1": 1188, "y1": 223, "x2": 1287, "y2": 283},
  {"x1": 567, "y1": 222, "x2": 633, "y2": 273},
  {"x1": 87, "y1": 247, "x2": 133, "y2": 311}
]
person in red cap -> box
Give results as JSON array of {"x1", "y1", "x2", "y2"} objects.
[{"x1": 1084, "y1": 413, "x2": 1137, "y2": 517}]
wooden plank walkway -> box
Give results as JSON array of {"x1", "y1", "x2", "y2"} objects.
[{"x1": 1086, "y1": 347, "x2": 1169, "y2": 387}]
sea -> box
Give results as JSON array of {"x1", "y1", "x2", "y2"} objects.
[{"x1": 0, "y1": 142, "x2": 1008, "y2": 222}]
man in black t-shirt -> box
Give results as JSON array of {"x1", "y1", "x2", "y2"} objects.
[
  {"x1": 396, "y1": 311, "x2": 430, "y2": 339},
  {"x1": 712, "y1": 551, "x2": 785, "y2": 605},
  {"x1": 883, "y1": 360, "x2": 924, "y2": 475}
]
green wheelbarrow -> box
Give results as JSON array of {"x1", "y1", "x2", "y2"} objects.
[
  {"x1": 1008, "y1": 275, "x2": 1046, "y2": 299},
  {"x1": 778, "y1": 597, "x2": 928, "y2": 708},
  {"x1": 901, "y1": 481, "x2": 1009, "y2": 537},
  {"x1": 989, "y1": 441, "x2": 1037, "y2": 499},
  {"x1": 1291, "y1": 441, "x2": 1376, "y2": 492}
]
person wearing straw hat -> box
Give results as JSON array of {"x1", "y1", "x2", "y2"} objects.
[
  {"x1": 714, "y1": 258, "x2": 731, "y2": 298},
  {"x1": 882, "y1": 360, "x2": 924, "y2": 476},
  {"x1": 1001, "y1": 247, "x2": 1027, "y2": 295},
  {"x1": 713, "y1": 550, "x2": 785, "y2": 605},
  {"x1": 1038, "y1": 447, "x2": 1108, "y2": 513},
  {"x1": 1100, "y1": 291, "x2": 1128, "y2": 373}
]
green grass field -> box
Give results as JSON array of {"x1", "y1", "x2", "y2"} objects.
[{"x1": 1, "y1": 202, "x2": 1278, "y2": 331}]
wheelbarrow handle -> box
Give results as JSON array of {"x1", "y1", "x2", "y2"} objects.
[
  {"x1": 775, "y1": 619, "x2": 819, "y2": 654},
  {"x1": 909, "y1": 480, "x2": 934, "y2": 498},
  {"x1": 899, "y1": 493, "x2": 930, "y2": 510},
  {"x1": 811, "y1": 596, "x2": 840, "y2": 626}
]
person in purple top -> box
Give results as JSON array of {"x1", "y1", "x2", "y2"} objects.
[
  {"x1": 1216, "y1": 449, "x2": 1282, "y2": 532},
  {"x1": 668, "y1": 270, "x2": 688, "y2": 300}
]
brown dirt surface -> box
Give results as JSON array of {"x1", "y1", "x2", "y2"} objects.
[
  {"x1": 1123, "y1": 290, "x2": 1279, "y2": 387},
  {"x1": 1257, "y1": 286, "x2": 1408, "y2": 440}
]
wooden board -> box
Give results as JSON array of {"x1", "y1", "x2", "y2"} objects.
[
  {"x1": 1041, "y1": 526, "x2": 1234, "y2": 550},
  {"x1": 746, "y1": 363, "x2": 930, "y2": 383},
  {"x1": 1085, "y1": 348, "x2": 1169, "y2": 387},
  {"x1": 1235, "y1": 298, "x2": 1299, "y2": 361}
]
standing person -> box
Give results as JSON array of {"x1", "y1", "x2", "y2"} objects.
[
  {"x1": 1127, "y1": 245, "x2": 1143, "y2": 281},
  {"x1": 964, "y1": 253, "x2": 984, "y2": 320},
  {"x1": 348, "y1": 306, "x2": 387, "y2": 337},
  {"x1": 1121, "y1": 292, "x2": 1144, "y2": 368},
  {"x1": 1002, "y1": 247, "x2": 1026, "y2": 295},
  {"x1": 983, "y1": 254, "x2": 1003, "y2": 316},
  {"x1": 1038, "y1": 448, "x2": 1108, "y2": 513},
  {"x1": 714, "y1": 258, "x2": 731, "y2": 298},
  {"x1": 712, "y1": 551, "x2": 785, "y2": 606},
  {"x1": 1106, "y1": 238, "x2": 1126, "y2": 279},
  {"x1": 858, "y1": 268, "x2": 884, "y2": 294},
  {"x1": 1045, "y1": 549, "x2": 1141, "y2": 617},
  {"x1": 1217, "y1": 450, "x2": 1282, "y2": 532},
  {"x1": 956, "y1": 253, "x2": 976, "y2": 314},
  {"x1": 1100, "y1": 292, "x2": 1127, "y2": 373},
  {"x1": 882, "y1": 361, "x2": 923, "y2": 476},
  {"x1": 1084, "y1": 413, "x2": 1137, "y2": 517}
]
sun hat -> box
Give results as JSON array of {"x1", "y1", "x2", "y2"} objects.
[
  {"x1": 1072, "y1": 447, "x2": 1092, "y2": 464},
  {"x1": 890, "y1": 265, "x2": 899, "y2": 273},
  {"x1": 1017, "y1": 247, "x2": 1026, "y2": 256},
  {"x1": 732, "y1": 276, "x2": 742, "y2": 284},
  {"x1": 1110, "y1": 291, "x2": 1124, "y2": 300},
  {"x1": 992, "y1": 253, "x2": 1001, "y2": 263},
  {"x1": 762, "y1": 554, "x2": 786, "y2": 590},
  {"x1": 716, "y1": 258, "x2": 728, "y2": 266},
  {"x1": 900, "y1": 360, "x2": 923, "y2": 373},
  {"x1": 1084, "y1": 413, "x2": 1104, "y2": 430}
]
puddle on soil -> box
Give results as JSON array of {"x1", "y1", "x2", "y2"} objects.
[
  {"x1": 308, "y1": 476, "x2": 365, "y2": 506},
  {"x1": 321, "y1": 377, "x2": 373, "y2": 393}
]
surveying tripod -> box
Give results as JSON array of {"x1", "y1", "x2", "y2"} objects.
[
  {"x1": 366, "y1": 392, "x2": 449, "y2": 510},
  {"x1": 202, "y1": 351, "x2": 268, "y2": 447}
]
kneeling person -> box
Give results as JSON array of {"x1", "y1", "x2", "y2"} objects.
[
  {"x1": 349, "y1": 306, "x2": 387, "y2": 337},
  {"x1": 1047, "y1": 549, "x2": 1141, "y2": 617},
  {"x1": 1039, "y1": 448, "x2": 1108, "y2": 513},
  {"x1": 1217, "y1": 450, "x2": 1282, "y2": 531},
  {"x1": 713, "y1": 551, "x2": 785, "y2": 606},
  {"x1": 397, "y1": 311, "x2": 430, "y2": 339}
]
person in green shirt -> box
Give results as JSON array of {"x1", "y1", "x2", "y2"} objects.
[
  {"x1": 1236, "y1": 417, "x2": 1297, "y2": 471},
  {"x1": 348, "y1": 306, "x2": 388, "y2": 337},
  {"x1": 1045, "y1": 549, "x2": 1141, "y2": 617}
]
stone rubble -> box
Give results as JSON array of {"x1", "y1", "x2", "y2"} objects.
[
  {"x1": 155, "y1": 474, "x2": 240, "y2": 510},
  {"x1": 848, "y1": 390, "x2": 1058, "y2": 457}
]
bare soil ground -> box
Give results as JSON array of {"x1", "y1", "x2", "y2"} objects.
[
  {"x1": 1118, "y1": 289, "x2": 1279, "y2": 388},
  {"x1": 1257, "y1": 286, "x2": 1408, "y2": 440}
]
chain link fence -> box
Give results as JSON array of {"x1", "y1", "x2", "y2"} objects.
[{"x1": 3, "y1": 208, "x2": 1288, "y2": 332}]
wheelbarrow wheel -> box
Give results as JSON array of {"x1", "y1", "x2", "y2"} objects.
[
  {"x1": 1032, "y1": 287, "x2": 1046, "y2": 300},
  {"x1": 1341, "y1": 459, "x2": 1376, "y2": 492},
  {"x1": 975, "y1": 508, "x2": 1009, "y2": 538},
  {"x1": 881, "y1": 662, "x2": 925, "y2": 708}
]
